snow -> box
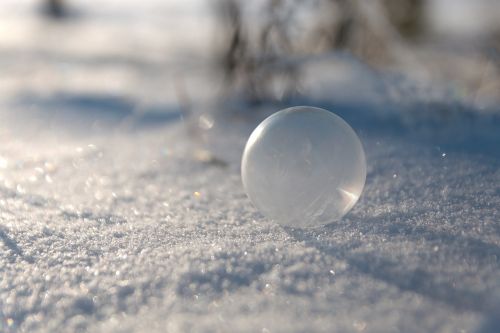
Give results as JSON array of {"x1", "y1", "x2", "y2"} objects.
[{"x1": 1, "y1": 1, "x2": 500, "y2": 333}]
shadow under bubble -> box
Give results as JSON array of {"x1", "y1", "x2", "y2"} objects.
[{"x1": 284, "y1": 219, "x2": 500, "y2": 315}]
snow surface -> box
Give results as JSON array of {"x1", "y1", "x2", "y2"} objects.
[{"x1": 1, "y1": 1, "x2": 500, "y2": 332}]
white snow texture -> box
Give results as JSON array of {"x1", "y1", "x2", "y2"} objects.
[{"x1": 0, "y1": 1, "x2": 499, "y2": 332}]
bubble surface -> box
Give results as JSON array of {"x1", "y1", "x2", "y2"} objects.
[{"x1": 241, "y1": 106, "x2": 366, "y2": 228}]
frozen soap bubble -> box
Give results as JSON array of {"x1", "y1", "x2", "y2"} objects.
[{"x1": 241, "y1": 106, "x2": 366, "y2": 228}]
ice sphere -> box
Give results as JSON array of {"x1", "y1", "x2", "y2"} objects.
[{"x1": 241, "y1": 106, "x2": 366, "y2": 228}]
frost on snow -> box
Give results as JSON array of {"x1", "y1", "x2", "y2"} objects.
[{"x1": 0, "y1": 1, "x2": 499, "y2": 332}]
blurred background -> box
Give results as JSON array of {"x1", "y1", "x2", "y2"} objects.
[
  {"x1": 1, "y1": 0, "x2": 499, "y2": 128},
  {"x1": 0, "y1": 0, "x2": 499, "y2": 167},
  {"x1": 215, "y1": 0, "x2": 500, "y2": 106},
  {"x1": 0, "y1": 3, "x2": 499, "y2": 332}
]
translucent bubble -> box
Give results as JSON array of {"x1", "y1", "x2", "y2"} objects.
[{"x1": 241, "y1": 106, "x2": 366, "y2": 228}]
